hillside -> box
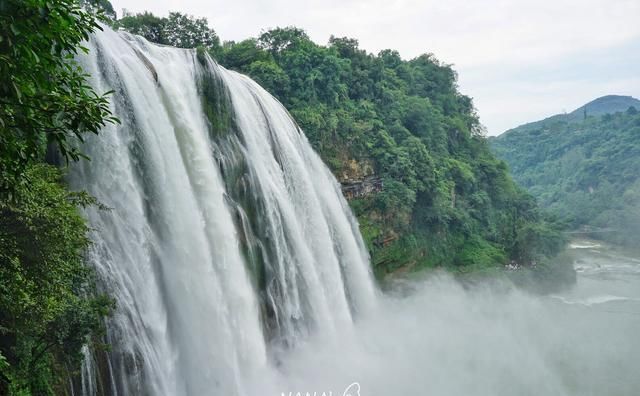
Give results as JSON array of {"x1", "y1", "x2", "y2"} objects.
[
  {"x1": 511, "y1": 95, "x2": 640, "y2": 133},
  {"x1": 491, "y1": 96, "x2": 640, "y2": 245},
  {"x1": 112, "y1": 11, "x2": 565, "y2": 275}
]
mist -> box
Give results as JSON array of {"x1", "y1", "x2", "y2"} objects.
[{"x1": 246, "y1": 246, "x2": 640, "y2": 396}]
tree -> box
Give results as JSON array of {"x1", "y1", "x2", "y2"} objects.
[
  {"x1": 218, "y1": 39, "x2": 270, "y2": 71},
  {"x1": 0, "y1": 0, "x2": 117, "y2": 197},
  {"x1": 0, "y1": 1, "x2": 114, "y2": 393},
  {"x1": 0, "y1": 165, "x2": 112, "y2": 395},
  {"x1": 245, "y1": 60, "x2": 290, "y2": 98},
  {"x1": 163, "y1": 12, "x2": 220, "y2": 51},
  {"x1": 117, "y1": 11, "x2": 221, "y2": 53},
  {"x1": 258, "y1": 26, "x2": 309, "y2": 61},
  {"x1": 118, "y1": 11, "x2": 166, "y2": 43},
  {"x1": 82, "y1": 0, "x2": 117, "y2": 21}
]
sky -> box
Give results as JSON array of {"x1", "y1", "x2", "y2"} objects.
[{"x1": 110, "y1": 0, "x2": 640, "y2": 135}]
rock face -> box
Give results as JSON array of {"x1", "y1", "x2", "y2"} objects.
[
  {"x1": 341, "y1": 176, "x2": 383, "y2": 200},
  {"x1": 131, "y1": 47, "x2": 159, "y2": 83}
]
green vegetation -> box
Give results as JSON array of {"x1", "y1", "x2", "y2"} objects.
[
  {"x1": 116, "y1": 14, "x2": 565, "y2": 276},
  {"x1": 0, "y1": 0, "x2": 115, "y2": 393},
  {"x1": 0, "y1": 166, "x2": 112, "y2": 395},
  {"x1": 116, "y1": 11, "x2": 221, "y2": 52},
  {"x1": 219, "y1": 29, "x2": 566, "y2": 276},
  {"x1": 508, "y1": 95, "x2": 640, "y2": 132},
  {"x1": 491, "y1": 96, "x2": 640, "y2": 246},
  {"x1": 0, "y1": 0, "x2": 116, "y2": 197}
]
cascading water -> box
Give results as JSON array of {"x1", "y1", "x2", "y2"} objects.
[{"x1": 71, "y1": 26, "x2": 376, "y2": 396}]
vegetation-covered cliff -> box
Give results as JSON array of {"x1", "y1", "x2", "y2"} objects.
[
  {"x1": 491, "y1": 96, "x2": 640, "y2": 246},
  {"x1": 0, "y1": 1, "x2": 115, "y2": 394},
  {"x1": 115, "y1": 10, "x2": 565, "y2": 275}
]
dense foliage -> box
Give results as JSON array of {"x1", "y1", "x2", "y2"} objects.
[
  {"x1": 0, "y1": 0, "x2": 113, "y2": 394},
  {"x1": 116, "y1": 11, "x2": 221, "y2": 52},
  {"x1": 0, "y1": 166, "x2": 111, "y2": 395},
  {"x1": 220, "y1": 29, "x2": 566, "y2": 274},
  {"x1": 492, "y1": 102, "x2": 640, "y2": 246},
  {"x1": 116, "y1": 14, "x2": 565, "y2": 275},
  {"x1": 0, "y1": 0, "x2": 116, "y2": 197}
]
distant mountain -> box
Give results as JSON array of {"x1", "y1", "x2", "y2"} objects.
[
  {"x1": 508, "y1": 95, "x2": 640, "y2": 133},
  {"x1": 577, "y1": 95, "x2": 640, "y2": 118},
  {"x1": 490, "y1": 96, "x2": 640, "y2": 245}
]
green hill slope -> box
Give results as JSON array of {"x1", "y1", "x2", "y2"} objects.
[
  {"x1": 114, "y1": 12, "x2": 566, "y2": 274},
  {"x1": 491, "y1": 97, "x2": 640, "y2": 245},
  {"x1": 511, "y1": 95, "x2": 640, "y2": 133}
]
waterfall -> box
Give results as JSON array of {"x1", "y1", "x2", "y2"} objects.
[{"x1": 71, "y1": 26, "x2": 376, "y2": 396}]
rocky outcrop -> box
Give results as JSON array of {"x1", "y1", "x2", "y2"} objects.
[
  {"x1": 131, "y1": 47, "x2": 158, "y2": 83},
  {"x1": 341, "y1": 176, "x2": 383, "y2": 200}
]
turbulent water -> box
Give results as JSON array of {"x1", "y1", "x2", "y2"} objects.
[{"x1": 72, "y1": 27, "x2": 640, "y2": 396}]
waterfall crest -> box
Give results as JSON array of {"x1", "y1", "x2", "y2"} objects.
[{"x1": 72, "y1": 26, "x2": 376, "y2": 395}]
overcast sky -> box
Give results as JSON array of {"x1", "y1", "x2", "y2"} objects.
[{"x1": 110, "y1": 0, "x2": 640, "y2": 135}]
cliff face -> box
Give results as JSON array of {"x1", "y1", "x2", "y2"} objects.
[
  {"x1": 341, "y1": 176, "x2": 383, "y2": 200},
  {"x1": 235, "y1": 33, "x2": 563, "y2": 276},
  {"x1": 112, "y1": 16, "x2": 564, "y2": 277}
]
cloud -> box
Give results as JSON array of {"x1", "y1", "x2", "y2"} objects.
[
  {"x1": 471, "y1": 75, "x2": 640, "y2": 134},
  {"x1": 462, "y1": 37, "x2": 640, "y2": 134},
  {"x1": 112, "y1": 0, "x2": 640, "y2": 61},
  {"x1": 109, "y1": 0, "x2": 640, "y2": 134}
]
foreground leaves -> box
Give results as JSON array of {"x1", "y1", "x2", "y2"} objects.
[{"x1": 0, "y1": 0, "x2": 117, "y2": 197}]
